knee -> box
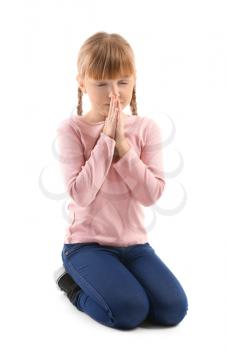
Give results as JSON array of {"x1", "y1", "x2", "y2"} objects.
[
  {"x1": 156, "y1": 293, "x2": 189, "y2": 326},
  {"x1": 111, "y1": 294, "x2": 150, "y2": 330}
]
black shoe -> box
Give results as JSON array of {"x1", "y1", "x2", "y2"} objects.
[{"x1": 54, "y1": 266, "x2": 81, "y2": 303}]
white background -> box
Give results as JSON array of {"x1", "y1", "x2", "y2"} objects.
[{"x1": 0, "y1": 0, "x2": 227, "y2": 349}]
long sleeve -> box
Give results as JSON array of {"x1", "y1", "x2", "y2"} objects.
[
  {"x1": 113, "y1": 119, "x2": 165, "y2": 206},
  {"x1": 56, "y1": 122, "x2": 116, "y2": 207}
]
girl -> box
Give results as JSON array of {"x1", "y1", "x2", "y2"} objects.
[{"x1": 54, "y1": 31, "x2": 188, "y2": 331}]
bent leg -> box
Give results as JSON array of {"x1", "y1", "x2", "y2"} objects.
[
  {"x1": 62, "y1": 243, "x2": 150, "y2": 330},
  {"x1": 125, "y1": 243, "x2": 189, "y2": 326}
]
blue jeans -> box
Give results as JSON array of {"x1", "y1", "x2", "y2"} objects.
[{"x1": 61, "y1": 242, "x2": 188, "y2": 330}]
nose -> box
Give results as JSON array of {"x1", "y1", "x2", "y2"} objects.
[{"x1": 109, "y1": 89, "x2": 120, "y2": 99}]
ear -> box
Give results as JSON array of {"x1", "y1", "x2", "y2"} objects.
[
  {"x1": 134, "y1": 75, "x2": 137, "y2": 85},
  {"x1": 76, "y1": 74, "x2": 86, "y2": 93}
]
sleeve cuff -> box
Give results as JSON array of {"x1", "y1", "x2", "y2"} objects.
[
  {"x1": 100, "y1": 132, "x2": 116, "y2": 144},
  {"x1": 112, "y1": 143, "x2": 138, "y2": 168}
]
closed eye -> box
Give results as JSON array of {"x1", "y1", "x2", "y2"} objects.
[{"x1": 97, "y1": 82, "x2": 128, "y2": 87}]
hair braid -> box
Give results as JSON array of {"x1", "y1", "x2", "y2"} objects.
[
  {"x1": 77, "y1": 87, "x2": 83, "y2": 116},
  {"x1": 130, "y1": 85, "x2": 137, "y2": 115}
]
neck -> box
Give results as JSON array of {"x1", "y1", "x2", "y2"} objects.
[{"x1": 85, "y1": 111, "x2": 105, "y2": 123}]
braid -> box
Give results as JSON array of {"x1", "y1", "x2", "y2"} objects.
[
  {"x1": 130, "y1": 85, "x2": 137, "y2": 115},
  {"x1": 77, "y1": 87, "x2": 83, "y2": 116}
]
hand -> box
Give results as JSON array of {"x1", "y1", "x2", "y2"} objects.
[
  {"x1": 102, "y1": 95, "x2": 118, "y2": 139},
  {"x1": 114, "y1": 97, "x2": 131, "y2": 158},
  {"x1": 114, "y1": 97, "x2": 126, "y2": 144}
]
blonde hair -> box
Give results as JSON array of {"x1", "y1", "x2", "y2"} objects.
[{"x1": 76, "y1": 32, "x2": 137, "y2": 116}]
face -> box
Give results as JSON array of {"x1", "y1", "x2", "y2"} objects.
[{"x1": 77, "y1": 74, "x2": 135, "y2": 118}]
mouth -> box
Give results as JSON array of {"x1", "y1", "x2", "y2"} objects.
[{"x1": 105, "y1": 102, "x2": 123, "y2": 106}]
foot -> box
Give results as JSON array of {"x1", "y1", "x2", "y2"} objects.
[{"x1": 54, "y1": 266, "x2": 81, "y2": 303}]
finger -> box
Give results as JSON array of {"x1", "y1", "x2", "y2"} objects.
[
  {"x1": 110, "y1": 96, "x2": 117, "y2": 121},
  {"x1": 118, "y1": 102, "x2": 121, "y2": 112},
  {"x1": 108, "y1": 96, "x2": 114, "y2": 119},
  {"x1": 118, "y1": 99, "x2": 122, "y2": 112},
  {"x1": 116, "y1": 108, "x2": 119, "y2": 126},
  {"x1": 113, "y1": 104, "x2": 118, "y2": 120},
  {"x1": 107, "y1": 95, "x2": 114, "y2": 119},
  {"x1": 115, "y1": 108, "x2": 119, "y2": 123}
]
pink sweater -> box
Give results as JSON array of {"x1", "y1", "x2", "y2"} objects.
[{"x1": 56, "y1": 114, "x2": 165, "y2": 247}]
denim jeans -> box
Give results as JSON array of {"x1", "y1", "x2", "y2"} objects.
[{"x1": 61, "y1": 242, "x2": 188, "y2": 330}]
